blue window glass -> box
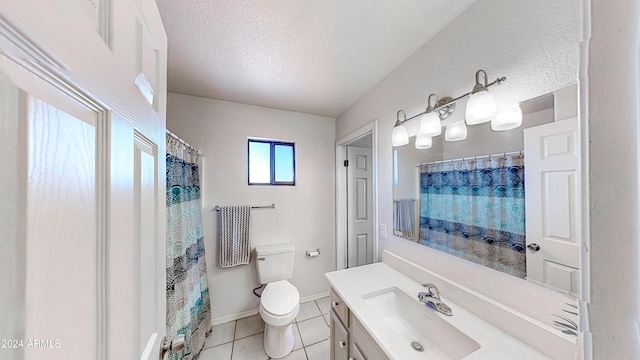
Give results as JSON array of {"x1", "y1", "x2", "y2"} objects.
[
  {"x1": 274, "y1": 144, "x2": 294, "y2": 183},
  {"x1": 248, "y1": 141, "x2": 271, "y2": 184},
  {"x1": 248, "y1": 139, "x2": 295, "y2": 185}
]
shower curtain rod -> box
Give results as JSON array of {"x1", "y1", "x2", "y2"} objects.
[
  {"x1": 166, "y1": 129, "x2": 201, "y2": 155},
  {"x1": 214, "y1": 204, "x2": 275, "y2": 211},
  {"x1": 416, "y1": 150, "x2": 524, "y2": 167}
]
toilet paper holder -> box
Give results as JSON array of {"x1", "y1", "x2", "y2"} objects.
[{"x1": 306, "y1": 249, "x2": 321, "y2": 257}]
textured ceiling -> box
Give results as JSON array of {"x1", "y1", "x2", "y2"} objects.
[{"x1": 157, "y1": 0, "x2": 476, "y2": 118}]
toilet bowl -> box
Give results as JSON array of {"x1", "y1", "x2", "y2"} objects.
[
  {"x1": 259, "y1": 280, "x2": 300, "y2": 358},
  {"x1": 254, "y1": 243, "x2": 299, "y2": 358}
]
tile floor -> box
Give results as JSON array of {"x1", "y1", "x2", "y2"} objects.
[{"x1": 199, "y1": 296, "x2": 332, "y2": 360}]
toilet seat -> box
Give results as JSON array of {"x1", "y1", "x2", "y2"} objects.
[
  {"x1": 260, "y1": 280, "x2": 300, "y2": 327},
  {"x1": 261, "y1": 280, "x2": 299, "y2": 315}
]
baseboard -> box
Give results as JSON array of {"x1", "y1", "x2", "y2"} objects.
[
  {"x1": 210, "y1": 291, "x2": 330, "y2": 326},
  {"x1": 300, "y1": 291, "x2": 330, "y2": 303},
  {"x1": 211, "y1": 308, "x2": 259, "y2": 326}
]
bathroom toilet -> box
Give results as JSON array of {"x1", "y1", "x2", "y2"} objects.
[{"x1": 255, "y1": 243, "x2": 300, "y2": 359}]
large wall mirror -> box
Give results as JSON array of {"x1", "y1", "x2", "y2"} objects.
[{"x1": 393, "y1": 87, "x2": 581, "y2": 335}]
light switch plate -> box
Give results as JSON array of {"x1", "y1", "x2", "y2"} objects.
[{"x1": 379, "y1": 224, "x2": 387, "y2": 239}]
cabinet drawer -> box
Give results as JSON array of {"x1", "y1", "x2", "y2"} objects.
[
  {"x1": 330, "y1": 309, "x2": 349, "y2": 360},
  {"x1": 350, "y1": 343, "x2": 366, "y2": 360},
  {"x1": 330, "y1": 288, "x2": 349, "y2": 327},
  {"x1": 351, "y1": 313, "x2": 388, "y2": 360}
]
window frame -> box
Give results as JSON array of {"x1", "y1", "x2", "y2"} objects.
[{"x1": 247, "y1": 138, "x2": 296, "y2": 186}]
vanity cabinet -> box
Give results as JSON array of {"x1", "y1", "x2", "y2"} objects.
[
  {"x1": 350, "y1": 314, "x2": 387, "y2": 360},
  {"x1": 350, "y1": 343, "x2": 367, "y2": 360},
  {"x1": 331, "y1": 287, "x2": 350, "y2": 323},
  {"x1": 330, "y1": 310, "x2": 350, "y2": 360},
  {"x1": 330, "y1": 289, "x2": 388, "y2": 360}
]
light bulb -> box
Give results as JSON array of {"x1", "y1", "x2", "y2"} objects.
[
  {"x1": 445, "y1": 121, "x2": 467, "y2": 141},
  {"x1": 418, "y1": 111, "x2": 442, "y2": 137},
  {"x1": 465, "y1": 90, "x2": 497, "y2": 125},
  {"x1": 491, "y1": 104, "x2": 523, "y2": 131},
  {"x1": 392, "y1": 124, "x2": 409, "y2": 146},
  {"x1": 415, "y1": 135, "x2": 432, "y2": 149}
]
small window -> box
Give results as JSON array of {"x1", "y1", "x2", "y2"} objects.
[{"x1": 248, "y1": 139, "x2": 296, "y2": 185}]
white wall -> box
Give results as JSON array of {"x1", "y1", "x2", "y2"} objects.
[
  {"x1": 587, "y1": 0, "x2": 640, "y2": 358},
  {"x1": 167, "y1": 93, "x2": 336, "y2": 323},
  {"x1": 338, "y1": 0, "x2": 580, "y2": 139},
  {"x1": 337, "y1": 0, "x2": 580, "y2": 330}
]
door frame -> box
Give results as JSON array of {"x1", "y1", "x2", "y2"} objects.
[{"x1": 336, "y1": 121, "x2": 379, "y2": 270}]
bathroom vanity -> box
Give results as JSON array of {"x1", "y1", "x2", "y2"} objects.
[
  {"x1": 330, "y1": 288, "x2": 387, "y2": 360},
  {"x1": 326, "y1": 251, "x2": 579, "y2": 359}
]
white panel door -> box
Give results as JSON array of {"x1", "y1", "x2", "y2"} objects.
[
  {"x1": 524, "y1": 117, "x2": 580, "y2": 296},
  {"x1": 0, "y1": 0, "x2": 168, "y2": 358},
  {"x1": 24, "y1": 92, "x2": 100, "y2": 360},
  {"x1": 347, "y1": 146, "x2": 373, "y2": 267},
  {"x1": 0, "y1": 67, "x2": 166, "y2": 360},
  {"x1": 135, "y1": 134, "x2": 163, "y2": 359}
]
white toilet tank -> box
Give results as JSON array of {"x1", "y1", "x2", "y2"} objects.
[{"x1": 255, "y1": 243, "x2": 295, "y2": 284}]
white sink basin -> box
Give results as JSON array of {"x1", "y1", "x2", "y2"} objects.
[{"x1": 362, "y1": 287, "x2": 481, "y2": 360}]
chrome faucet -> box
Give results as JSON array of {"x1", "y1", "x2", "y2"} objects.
[{"x1": 418, "y1": 283, "x2": 453, "y2": 316}]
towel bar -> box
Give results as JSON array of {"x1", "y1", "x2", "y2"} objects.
[{"x1": 214, "y1": 204, "x2": 275, "y2": 211}]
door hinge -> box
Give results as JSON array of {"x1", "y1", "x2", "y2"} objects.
[{"x1": 344, "y1": 160, "x2": 349, "y2": 167}]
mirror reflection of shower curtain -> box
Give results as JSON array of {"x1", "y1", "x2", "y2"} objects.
[
  {"x1": 419, "y1": 153, "x2": 526, "y2": 278},
  {"x1": 166, "y1": 133, "x2": 212, "y2": 359}
]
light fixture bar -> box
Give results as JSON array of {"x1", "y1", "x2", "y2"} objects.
[{"x1": 401, "y1": 73, "x2": 507, "y2": 123}]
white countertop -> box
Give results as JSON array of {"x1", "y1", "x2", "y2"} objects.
[{"x1": 326, "y1": 262, "x2": 551, "y2": 360}]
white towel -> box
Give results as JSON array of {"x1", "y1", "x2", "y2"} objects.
[
  {"x1": 395, "y1": 199, "x2": 415, "y2": 240},
  {"x1": 218, "y1": 206, "x2": 252, "y2": 268}
]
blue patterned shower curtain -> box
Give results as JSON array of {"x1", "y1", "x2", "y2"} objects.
[
  {"x1": 419, "y1": 153, "x2": 526, "y2": 278},
  {"x1": 166, "y1": 134, "x2": 212, "y2": 360}
]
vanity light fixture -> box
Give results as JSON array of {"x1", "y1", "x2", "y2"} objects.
[
  {"x1": 491, "y1": 104, "x2": 523, "y2": 131},
  {"x1": 418, "y1": 94, "x2": 442, "y2": 137},
  {"x1": 393, "y1": 69, "x2": 521, "y2": 148},
  {"x1": 445, "y1": 121, "x2": 468, "y2": 142},
  {"x1": 415, "y1": 134, "x2": 433, "y2": 149},
  {"x1": 392, "y1": 110, "x2": 409, "y2": 147},
  {"x1": 465, "y1": 70, "x2": 498, "y2": 125}
]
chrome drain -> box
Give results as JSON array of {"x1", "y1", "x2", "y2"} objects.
[{"x1": 411, "y1": 341, "x2": 424, "y2": 352}]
